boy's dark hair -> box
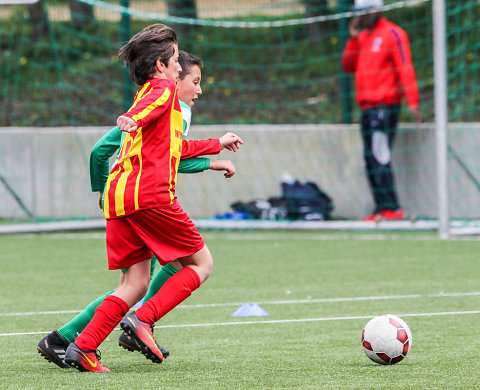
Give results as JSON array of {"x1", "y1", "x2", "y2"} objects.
[
  {"x1": 119, "y1": 23, "x2": 178, "y2": 85},
  {"x1": 178, "y1": 51, "x2": 203, "y2": 80}
]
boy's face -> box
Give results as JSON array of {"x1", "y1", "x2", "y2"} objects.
[
  {"x1": 177, "y1": 65, "x2": 202, "y2": 108},
  {"x1": 164, "y1": 44, "x2": 182, "y2": 83}
]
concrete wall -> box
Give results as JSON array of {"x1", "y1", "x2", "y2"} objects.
[{"x1": 1, "y1": 123, "x2": 479, "y2": 220}]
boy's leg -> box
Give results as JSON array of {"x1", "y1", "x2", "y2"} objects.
[
  {"x1": 37, "y1": 290, "x2": 114, "y2": 369},
  {"x1": 38, "y1": 272, "x2": 129, "y2": 368},
  {"x1": 143, "y1": 261, "x2": 180, "y2": 302},
  {"x1": 65, "y1": 259, "x2": 150, "y2": 372},
  {"x1": 118, "y1": 260, "x2": 180, "y2": 355},
  {"x1": 136, "y1": 246, "x2": 211, "y2": 323},
  {"x1": 57, "y1": 290, "x2": 115, "y2": 343},
  {"x1": 121, "y1": 246, "x2": 211, "y2": 363}
]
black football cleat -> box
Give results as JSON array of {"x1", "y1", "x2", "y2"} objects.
[
  {"x1": 37, "y1": 330, "x2": 70, "y2": 368},
  {"x1": 118, "y1": 330, "x2": 169, "y2": 358}
]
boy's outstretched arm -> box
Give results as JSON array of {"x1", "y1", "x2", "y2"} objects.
[
  {"x1": 219, "y1": 132, "x2": 243, "y2": 152},
  {"x1": 178, "y1": 158, "x2": 236, "y2": 178},
  {"x1": 181, "y1": 132, "x2": 243, "y2": 159},
  {"x1": 178, "y1": 157, "x2": 211, "y2": 174},
  {"x1": 209, "y1": 160, "x2": 236, "y2": 178}
]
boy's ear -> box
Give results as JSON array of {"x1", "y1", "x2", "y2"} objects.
[{"x1": 155, "y1": 58, "x2": 166, "y2": 73}]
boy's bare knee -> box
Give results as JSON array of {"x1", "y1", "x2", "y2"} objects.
[
  {"x1": 199, "y1": 256, "x2": 214, "y2": 282},
  {"x1": 124, "y1": 276, "x2": 150, "y2": 300},
  {"x1": 206, "y1": 257, "x2": 214, "y2": 274},
  {"x1": 177, "y1": 245, "x2": 215, "y2": 283},
  {"x1": 138, "y1": 277, "x2": 150, "y2": 296}
]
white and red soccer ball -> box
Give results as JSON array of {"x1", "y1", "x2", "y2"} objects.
[{"x1": 361, "y1": 314, "x2": 412, "y2": 365}]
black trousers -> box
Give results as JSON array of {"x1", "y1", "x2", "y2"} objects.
[{"x1": 360, "y1": 105, "x2": 401, "y2": 213}]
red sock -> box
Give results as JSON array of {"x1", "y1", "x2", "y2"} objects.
[
  {"x1": 74, "y1": 295, "x2": 129, "y2": 351},
  {"x1": 136, "y1": 267, "x2": 201, "y2": 324}
]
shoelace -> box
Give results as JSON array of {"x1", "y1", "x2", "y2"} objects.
[{"x1": 95, "y1": 349, "x2": 102, "y2": 362}]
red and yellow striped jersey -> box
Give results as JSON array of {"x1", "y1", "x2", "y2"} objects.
[{"x1": 104, "y1": 78, "x2": 220, "y2": 219}]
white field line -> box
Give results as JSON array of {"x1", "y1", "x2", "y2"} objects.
[
  {"x1": 2, "y1": 291, "x2": 480, "y2": 317},
  {"x1": 0, "y1": 310, "x2": 81, "y2": 317},
  {"x1": 2, "y1": 310, "x2": 480, "y2": 337},
  {"x1": 143, "y1": 310, "x2": 480, "y2": 328}
]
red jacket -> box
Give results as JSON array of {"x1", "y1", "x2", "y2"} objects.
[
  {"x1": 342, "y1": 17, "x2": 419, "y2": 110},
  {"x1": 104, "y1": 78, "x2": 220, "y2": 219}
]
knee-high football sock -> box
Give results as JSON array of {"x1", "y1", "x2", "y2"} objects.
[
  {"x1": 136, "y1": 267, "x2": 200, "y2": 325},
  {"x1": 74, "y1": 295, "x2": 129, "y2": 351},
  {"x1": 57, "y1": 290, "x2": 114, "y2": 344},
  {"x1": 143, "y1": 263, "x2": 179, "y2": 302}
]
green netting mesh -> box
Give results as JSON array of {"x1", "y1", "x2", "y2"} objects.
[
  {"x1": 0, "y1": 0, "x2": 440, "y2": 126},
  {"x1": 3, "y1": 0, "x2": 479, "y2": 126},
  {"x1": 2, "y1": 0, "x2": 478, "y2": 126}
]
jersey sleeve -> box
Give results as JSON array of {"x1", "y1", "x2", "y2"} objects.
[
  {"x1": 181, "y1": 138, "x2": 221, "y2": 159},
  {"x1": 89, "y1": 126, "x2": 122, "y2": 192},
  {"x1": 178, "y1": 157, "x2": 211, "y2": 173},
  {"x1": 389, "y1": 27, "x2": 419, "y2": 109},
  {"x1": 342, "y1": 37, "x2": 360, "y2": 73}
]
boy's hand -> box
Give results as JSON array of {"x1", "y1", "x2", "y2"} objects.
[
  {"x1": 117, "y1": 115, "x2": 138, "y2": 133},
  {"x1": 209, "y1": 159, "x2": 236, "y2": 178},
  {"x1": 219, "y1": 132, "x2": 243, "y2": 152},
  {"x1": 98, "y1": 191, "x2": 103, "y2": 209}
]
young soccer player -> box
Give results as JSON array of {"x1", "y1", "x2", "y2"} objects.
[
  {"x1": 63, "y1": 24, "x2": 242, "y2": 372},
  {"x1": 37, "y1": 50, "x2": 236, "y2": 368}
]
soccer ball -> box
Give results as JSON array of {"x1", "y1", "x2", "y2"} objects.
[{"x1": 361, "y1": 314, "x2": 412, "y2": 365}]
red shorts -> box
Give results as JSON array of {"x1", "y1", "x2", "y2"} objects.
[{"x1": 106, "y1": 200, "x2": 205, "y2": 270}]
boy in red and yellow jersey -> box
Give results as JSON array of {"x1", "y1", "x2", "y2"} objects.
[
  {"x1": 37, "y1": 51, "x2": 236, "y2": 369},
  {"x1": 64, "y1": 24, "x2": 243, "y2": 372},
  {"x1": 342, "y1": 0, "x2": 422, "y2": 221}
]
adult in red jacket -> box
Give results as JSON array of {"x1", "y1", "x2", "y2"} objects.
[{"x1": 342, "y1": 0, "x2": 422, "y2": 221}]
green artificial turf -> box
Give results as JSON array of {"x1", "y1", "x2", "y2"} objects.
[{"x1": 1, "y1": 231, "x2": 479, "y2": 389}]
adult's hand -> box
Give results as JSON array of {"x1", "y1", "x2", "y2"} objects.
[{"x1": 410, "y1": 107, "x2": 422, "y2": 125}]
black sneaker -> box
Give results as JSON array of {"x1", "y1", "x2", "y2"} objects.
[
  {"x1": 118, "y1": 330, "x2": 170, "y2": 358},
  {"x1": 37, "y1": 330, "x2": 70, "y2": 368}
]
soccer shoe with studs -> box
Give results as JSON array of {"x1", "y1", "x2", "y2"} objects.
[
  {"x1": 120, "y1": 312, "x2": 164, "y2": 364},
  {"x1": 118, "y1": 330, "x2": 170, "y2": 358},
  {"x1": 64, "y1": 343, "x2": 110, "y2": 372},
  {"x1": 37, "y1": 330, "x2": 70, "y2": 368}
]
